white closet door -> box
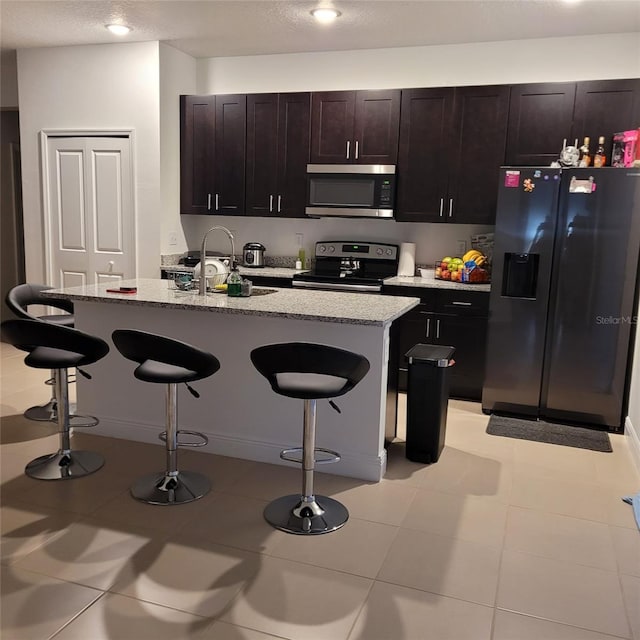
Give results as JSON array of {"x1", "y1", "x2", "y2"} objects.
[{"x1": 46, "y1": 137, "x2": 135, "y2": 288}]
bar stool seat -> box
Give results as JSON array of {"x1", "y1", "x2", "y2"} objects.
[
  {"x1": 251, "y1": 342, "x2": 370, "y2": 535},
  {"x1": 112, "y1": 329, "x2": 220, "y2": 505},
  {"x1": 1, "y1": 319, "x2": 109, "y2": 480}
]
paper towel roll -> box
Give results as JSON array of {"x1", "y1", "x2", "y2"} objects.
[{"x1": 397, "y1": 242, "x2": 416, "y2": 277}]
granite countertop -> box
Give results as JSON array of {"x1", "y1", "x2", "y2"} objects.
[
  {"x1": 161, "y1": 265, "x2": 304, "y2": 279},
  {"x1": 384, "y1": 268, "x2": 492, "y2": 292},
  {"x1": 44, "y1": 278, "x2": 419, "y2": 326}
]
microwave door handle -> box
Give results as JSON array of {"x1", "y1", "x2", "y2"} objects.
[{"x1": 346, "y1": 140, "x2": 350, "y2": 160}]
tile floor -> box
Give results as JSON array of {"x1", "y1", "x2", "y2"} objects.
[{"x1": 1, "y1": 341, "x2": 639, "y2": 640}]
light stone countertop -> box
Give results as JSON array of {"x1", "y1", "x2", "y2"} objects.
[
  {"x1": 384, "y1": 268, "x2": 491, "y2": 293},
  {"x1": 44, "y1": 278, "x2": 419, "y2": 326}
]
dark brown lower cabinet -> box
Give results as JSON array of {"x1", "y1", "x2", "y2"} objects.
[{"x1": 385, "y1": 286, "x2": 489, "y2": 401}]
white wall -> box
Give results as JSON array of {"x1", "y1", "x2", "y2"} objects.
[
  {"x1": 1, "y1": 50, "x2": 19, "y2": 109},
  {"x1": 197, "y1": 33, "x2": 640, "y2": 94},
  {"x1": 159, "y1": 43, "x2": 197, "y2": 255},
  {"x1": 17, "y1": 41, "x2": 161, "y2": 281}
]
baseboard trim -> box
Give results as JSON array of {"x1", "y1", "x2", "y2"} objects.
[
  {"x1": 625, "y1": 415, "x2": 640, "y2": 474},
  {"x1": 87, "y1": 416, "x2": 387, "y2": 482}
]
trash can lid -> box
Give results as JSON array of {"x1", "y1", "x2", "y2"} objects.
[{"x1": 406, "y1": 344, "x2": 456, "y2": 367}]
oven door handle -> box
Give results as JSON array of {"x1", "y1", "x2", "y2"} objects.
[{"x1": 292, "y1": 280, "x2": 381, "y2": 293}]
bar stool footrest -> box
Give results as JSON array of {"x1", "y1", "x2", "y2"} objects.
[
  {"x1": 158, "y1": 430, "x2": 208, "y2": 448},
  {"x1": 68, "y1": 414, "x2": 99, "y2": 428},
  {"x1": 280, "y1": 447, "x2": 340, "y2": 465}
]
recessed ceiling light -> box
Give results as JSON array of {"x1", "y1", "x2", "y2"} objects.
[
  {"x1": 311, "y1": 8, "x2": 341, "y2": 23},
  {"x1": 105, "y1": 24, "x2": 132, "y2": 36}
]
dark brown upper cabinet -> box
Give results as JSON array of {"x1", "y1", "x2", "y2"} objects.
[
  {"x1": 310, "y1": 90, "x2": 400, "y2": 164},
  {"x1": 180, "y1": 94, "x2": 246, "y2": 215},
  {"x1": 506, "y1": 79, "x2": 640, "y2": 166},
  {"x1": 571, "y1": 79, "x2": 640, "y2": 156},
  {"x1": 245, "y1": 92, "x2": 311, "y2": 218},
  {"x1": 506, "y1": 82, "x2": 576, "y2": 166},
  {"x1": 396, "y1": 85, "x2": 509, "y2": 224}
]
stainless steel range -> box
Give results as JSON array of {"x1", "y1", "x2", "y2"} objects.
[{"x1": 292, "y1": 241, "x2": 399, "y2": 292}]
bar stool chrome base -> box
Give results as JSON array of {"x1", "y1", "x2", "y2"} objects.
[
  {"x1": 25, "y1": 450, "x2": 105, "y2": 480},
  {"x1": 264, "y1": 494, "x2": 349, "y2": 535},
  {"x1": 131, "y1": 470, "x2": 210, "y2": 505}
]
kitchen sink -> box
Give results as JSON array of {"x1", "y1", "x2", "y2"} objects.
[{"x1": 251, "y1": 287, "x2": 277, "y2": 296}]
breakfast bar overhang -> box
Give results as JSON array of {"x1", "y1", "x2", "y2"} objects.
[{"x1": 45, "y1": 280, "x2": 419, "y2": 481}]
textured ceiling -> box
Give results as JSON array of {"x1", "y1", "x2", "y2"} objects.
[{"x1": 1, "y1": 0, "x2": 639, "y2": 58}]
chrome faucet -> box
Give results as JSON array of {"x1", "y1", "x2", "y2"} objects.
[{"x1": 199, "y1": 225, "x2": 236, "y2": 295}]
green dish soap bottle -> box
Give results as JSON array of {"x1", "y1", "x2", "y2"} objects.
[{"x1": 226, "y1": 268, "x2": 242, "y2": 297}]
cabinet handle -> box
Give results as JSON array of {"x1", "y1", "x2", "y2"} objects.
[
  {"x1": 448, "y1": 198, "x2": 453, "y2": 218},
  {"x1": 426, "y1": 318, "x2": 431, "y2": 337},
  {"x1": 355, "y1": 140, "x2": 359, "y2": 160},
  {"x1": 277, "y1": 195, "x2": 282, "y2": 213},
  {"x1": 436, "y1": 319, "x2": 441, "y2": 339},
  {"x1": 269, "y1": 195, "x2": 273, "y2": 212},
  {"x1": 215, "y1": 193, "x2": 219, "y2": 211},
  {"x1": 207, "y1": 193, "x2": 212, "y2": 211},
  {"x1": 451, "y1": 301, "x2": 472, "y2": 306},
  {"x1": 346, "y1": 140, "x2": 350, "y2": 159},
  {"x1": 439, "y1": 198, "x2": 444, "y2": 217}
]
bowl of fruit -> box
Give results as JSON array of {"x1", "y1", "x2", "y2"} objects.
[{"x1": 435, "y1": 250, "x2": 490, "y2": 283}]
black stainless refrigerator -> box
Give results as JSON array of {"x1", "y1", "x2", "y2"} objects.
[{"x1": 482, "y1": 167, "x2": 640, "y2": 431}]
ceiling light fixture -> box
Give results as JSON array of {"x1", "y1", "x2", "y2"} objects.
[
  {"x1": 105, "y1": 24, "x2": 132, "y2": 36},
  {"x1": 311, "y1": 8, "x2": 341, "y2": 23}
]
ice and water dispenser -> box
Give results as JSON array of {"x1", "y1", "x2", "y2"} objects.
[{"x1": 501, "y1": 253, "x2": 539, "y2": 299}]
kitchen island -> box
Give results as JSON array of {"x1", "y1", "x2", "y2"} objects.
[{"x1": 44, "y1": 279, "x2": 419, "y2": 481}]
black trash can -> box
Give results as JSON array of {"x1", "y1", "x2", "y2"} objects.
[{"x1": 405, "y1": 344, "x2": 455, "y2": 463}]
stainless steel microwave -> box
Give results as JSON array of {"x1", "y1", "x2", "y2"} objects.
[{"x1": 305, "y1": 164, "x2": 396, "y2": 219}]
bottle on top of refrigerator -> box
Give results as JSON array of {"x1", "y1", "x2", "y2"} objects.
[
  {"x1": 579, "y1": 137, "x2": 591, "y2": 167},
  {"x1": 593, "y1": 136, "x2": 607, "y2": 168}
]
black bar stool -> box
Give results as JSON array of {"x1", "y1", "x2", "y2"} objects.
[
  {"x1": 112, "y1": 330, "x2": 220, "y2": 506},
  {"x1": 1, "y1": 319, "x2": 110, "y2": 480},
  {"x1": 5, "y1": 283, "x2": 94, "y2": 428},
  {"x1": 250, "y1": 342, "x2": 370, "y2": 535}
]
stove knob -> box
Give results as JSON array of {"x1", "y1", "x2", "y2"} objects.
[
  {"x1": 376, "y1": 248, "x2": 383, "y2": 255},
  {"x1": 328, "y1": 245, "x2": 335, "y2": 253},
  {"x1": 386, "y1": 248, "x2": 393, "y2": 255},
  {"x1": 319, "y1": 245, "x2": 326, "y2": 253}
]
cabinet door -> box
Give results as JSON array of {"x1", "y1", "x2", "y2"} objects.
[
  {"x1": 572, "y1": 79, "x2": 640, "y2": 156},
  {"x1": 396, "y1": 88, "x2": 454, "y2": 222},
  {"x1": 353, "y1": 90, "x2": 401, "y2": 164},
  {"x1": 310, "y1": 91, "x2": 355, "y2": 163},
  {"x1": 448, "y1": 85, "x2": 510, "y2": 225},
  {"x1": 180, "y1": 95, "x2": 215, "y2": 214},
  {"x1": 214, "y1": 94, "x2": 246, "y2": 215},
  {"x1": 506, "y1": 82, "x2": 576, "y2": 166},
  {"x1": 246, "y1": 94, "x2": 278, "y2": 216},
  {"x1": 397, "y1": 304, "x2": 433, "y2": 392},
  {"x1": 433, "y1": 313, "x2": 487, "y2": 401},
  {"x1": 276, "y1": 92, "x2": 311, "y2": 218}
]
